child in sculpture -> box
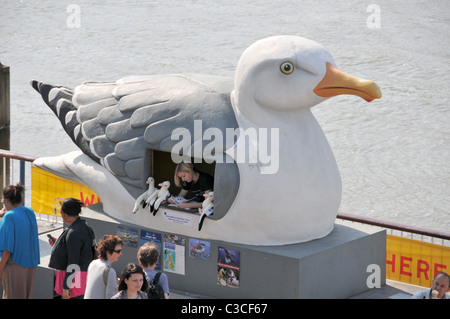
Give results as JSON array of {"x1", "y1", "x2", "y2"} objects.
[{"x1": 168, "y1": 162, "x2": 214, "y2": 210}]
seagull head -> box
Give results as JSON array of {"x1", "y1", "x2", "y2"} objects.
[
  {"x1": 204, "y1": 192, "x2": 214, "y2": 200},
  {"x1": 232, "y1": 35, "x2": 381, "y2": 119},
  {"x1": 159, "y1": 181, "x2": 170, "y2": 189}
]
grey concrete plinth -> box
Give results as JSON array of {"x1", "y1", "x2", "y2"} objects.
[
  {"x1": 34, "y1": 226, "x2": 64, "y2": 299},
  {"x1": 77, "y1": 204, "x2": 386, "y2": 299}
]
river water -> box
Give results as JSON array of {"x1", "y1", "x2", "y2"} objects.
[{"x1": 1, "y1": 0, "x2": 449, "y2": 233}]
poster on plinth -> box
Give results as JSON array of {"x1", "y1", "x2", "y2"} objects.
[
  {"x1": 163, "y1": 233, "x2": 186, "y2": 275},
  {"x1": 189, "y1": 238, "x2": 211, "y2": 260},
  {"x1": 140, "y1": 230, "x2": 163, "y2": 270},
  {"x1": 117, "y1": 225, "x2": 138, "y2": 248},
  {"x1": 217, "y1": 247, "x2": 240, "y2": 288}
]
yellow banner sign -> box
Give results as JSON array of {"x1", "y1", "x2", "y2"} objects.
[
  {"x1": 386, "y1": 234, "x2": 450, "y2": 287},
  {"x1": 31, "y1": 166, "x2": 101, "y2": 216}
]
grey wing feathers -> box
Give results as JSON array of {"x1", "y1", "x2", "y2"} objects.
[{"x1": 31, "y1": 74, "x2": 238, "y2": 197}]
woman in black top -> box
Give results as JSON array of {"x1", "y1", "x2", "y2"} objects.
[
  {"x1": 168, "y1": 163, "x2": 214, "y2": 210},
  {"x1": 48, "y1": 198, "x2": 95, "y2": 299}
]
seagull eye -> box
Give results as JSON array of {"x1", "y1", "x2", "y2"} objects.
[{"x1": 280, "y1": 61, "x2": 294, "y2": 75}]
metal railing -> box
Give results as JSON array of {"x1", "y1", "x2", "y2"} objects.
[
  {"x1": 0, "y1": 149, "x2": 63, "y2": 227},
  {"x1": 337, "y1": 212, "x2": 450, "y2": 245},
  {"x1": 0, "y1": 149, "x2": 36, "y2": 187}
]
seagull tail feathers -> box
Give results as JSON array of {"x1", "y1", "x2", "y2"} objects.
[
  {"x1": 30, "y1": 80, "x2": 75, "y2": 115},
  {"x1": 30, "y1": 80, "x2": 100, "y2": 164}
]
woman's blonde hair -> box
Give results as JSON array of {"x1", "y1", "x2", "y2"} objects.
[{"x1": 174, "y1": 162, "x2": 195, "y2": 187}]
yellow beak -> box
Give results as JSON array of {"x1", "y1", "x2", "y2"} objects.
[{"x1": 313, "y1": 62, "x2": 382, "y2": 102}]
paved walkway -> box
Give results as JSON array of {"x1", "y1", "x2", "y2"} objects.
[
  {"x1": 169, "y1": 280, "x2": 424, "y2": 299},
  {"x1": 349, "y1": 280, "x2": 423, "y2": 299}
]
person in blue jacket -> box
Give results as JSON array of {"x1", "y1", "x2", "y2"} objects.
[{"x1": 0, "y1": 183, "x2": 40, "y2": 299}]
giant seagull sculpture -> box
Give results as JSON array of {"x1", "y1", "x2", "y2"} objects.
[{"x1": 31, "y1": 35, "x2": 381, "y2": 245}]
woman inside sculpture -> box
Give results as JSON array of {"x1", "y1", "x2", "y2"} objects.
[{"x1": 168, "y1": 162, "x2": 214, "y2": 210}]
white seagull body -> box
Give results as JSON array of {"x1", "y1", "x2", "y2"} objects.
[
  {"x1": 201, "y1": 192, "x2": 214, "y2": 216},
  {"x1": 149, "y1": 181, "x2": 171, "y2": 215},
  {"x1": 144, "y1": 189, "x2": 159, "y2": 207},
  {"x1": 132, "y1": 176, "x2": 156, "y2": 213},
  {"x1": 198, "y1": 192, "x2": 214, "y2": 231},
  {"x1": 32, "y1": 35, "x2": 381, "y2": 245}
]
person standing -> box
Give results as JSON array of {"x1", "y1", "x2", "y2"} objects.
[
  {"x1": 111, "y1": 263, "x2": 148, "y2": 299},
  {"x1": 84, "y1": 235, "x2": 123, "y2": 299},
  {"x1": 137, "y1": 242, "x2": 170, "y2": 299},
  {"x1": 48, "y1": 198, "x2": 96, "y2": 299},
  {"x1": 0, "y1": 184, "x2": 40, "y2": 299}
]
